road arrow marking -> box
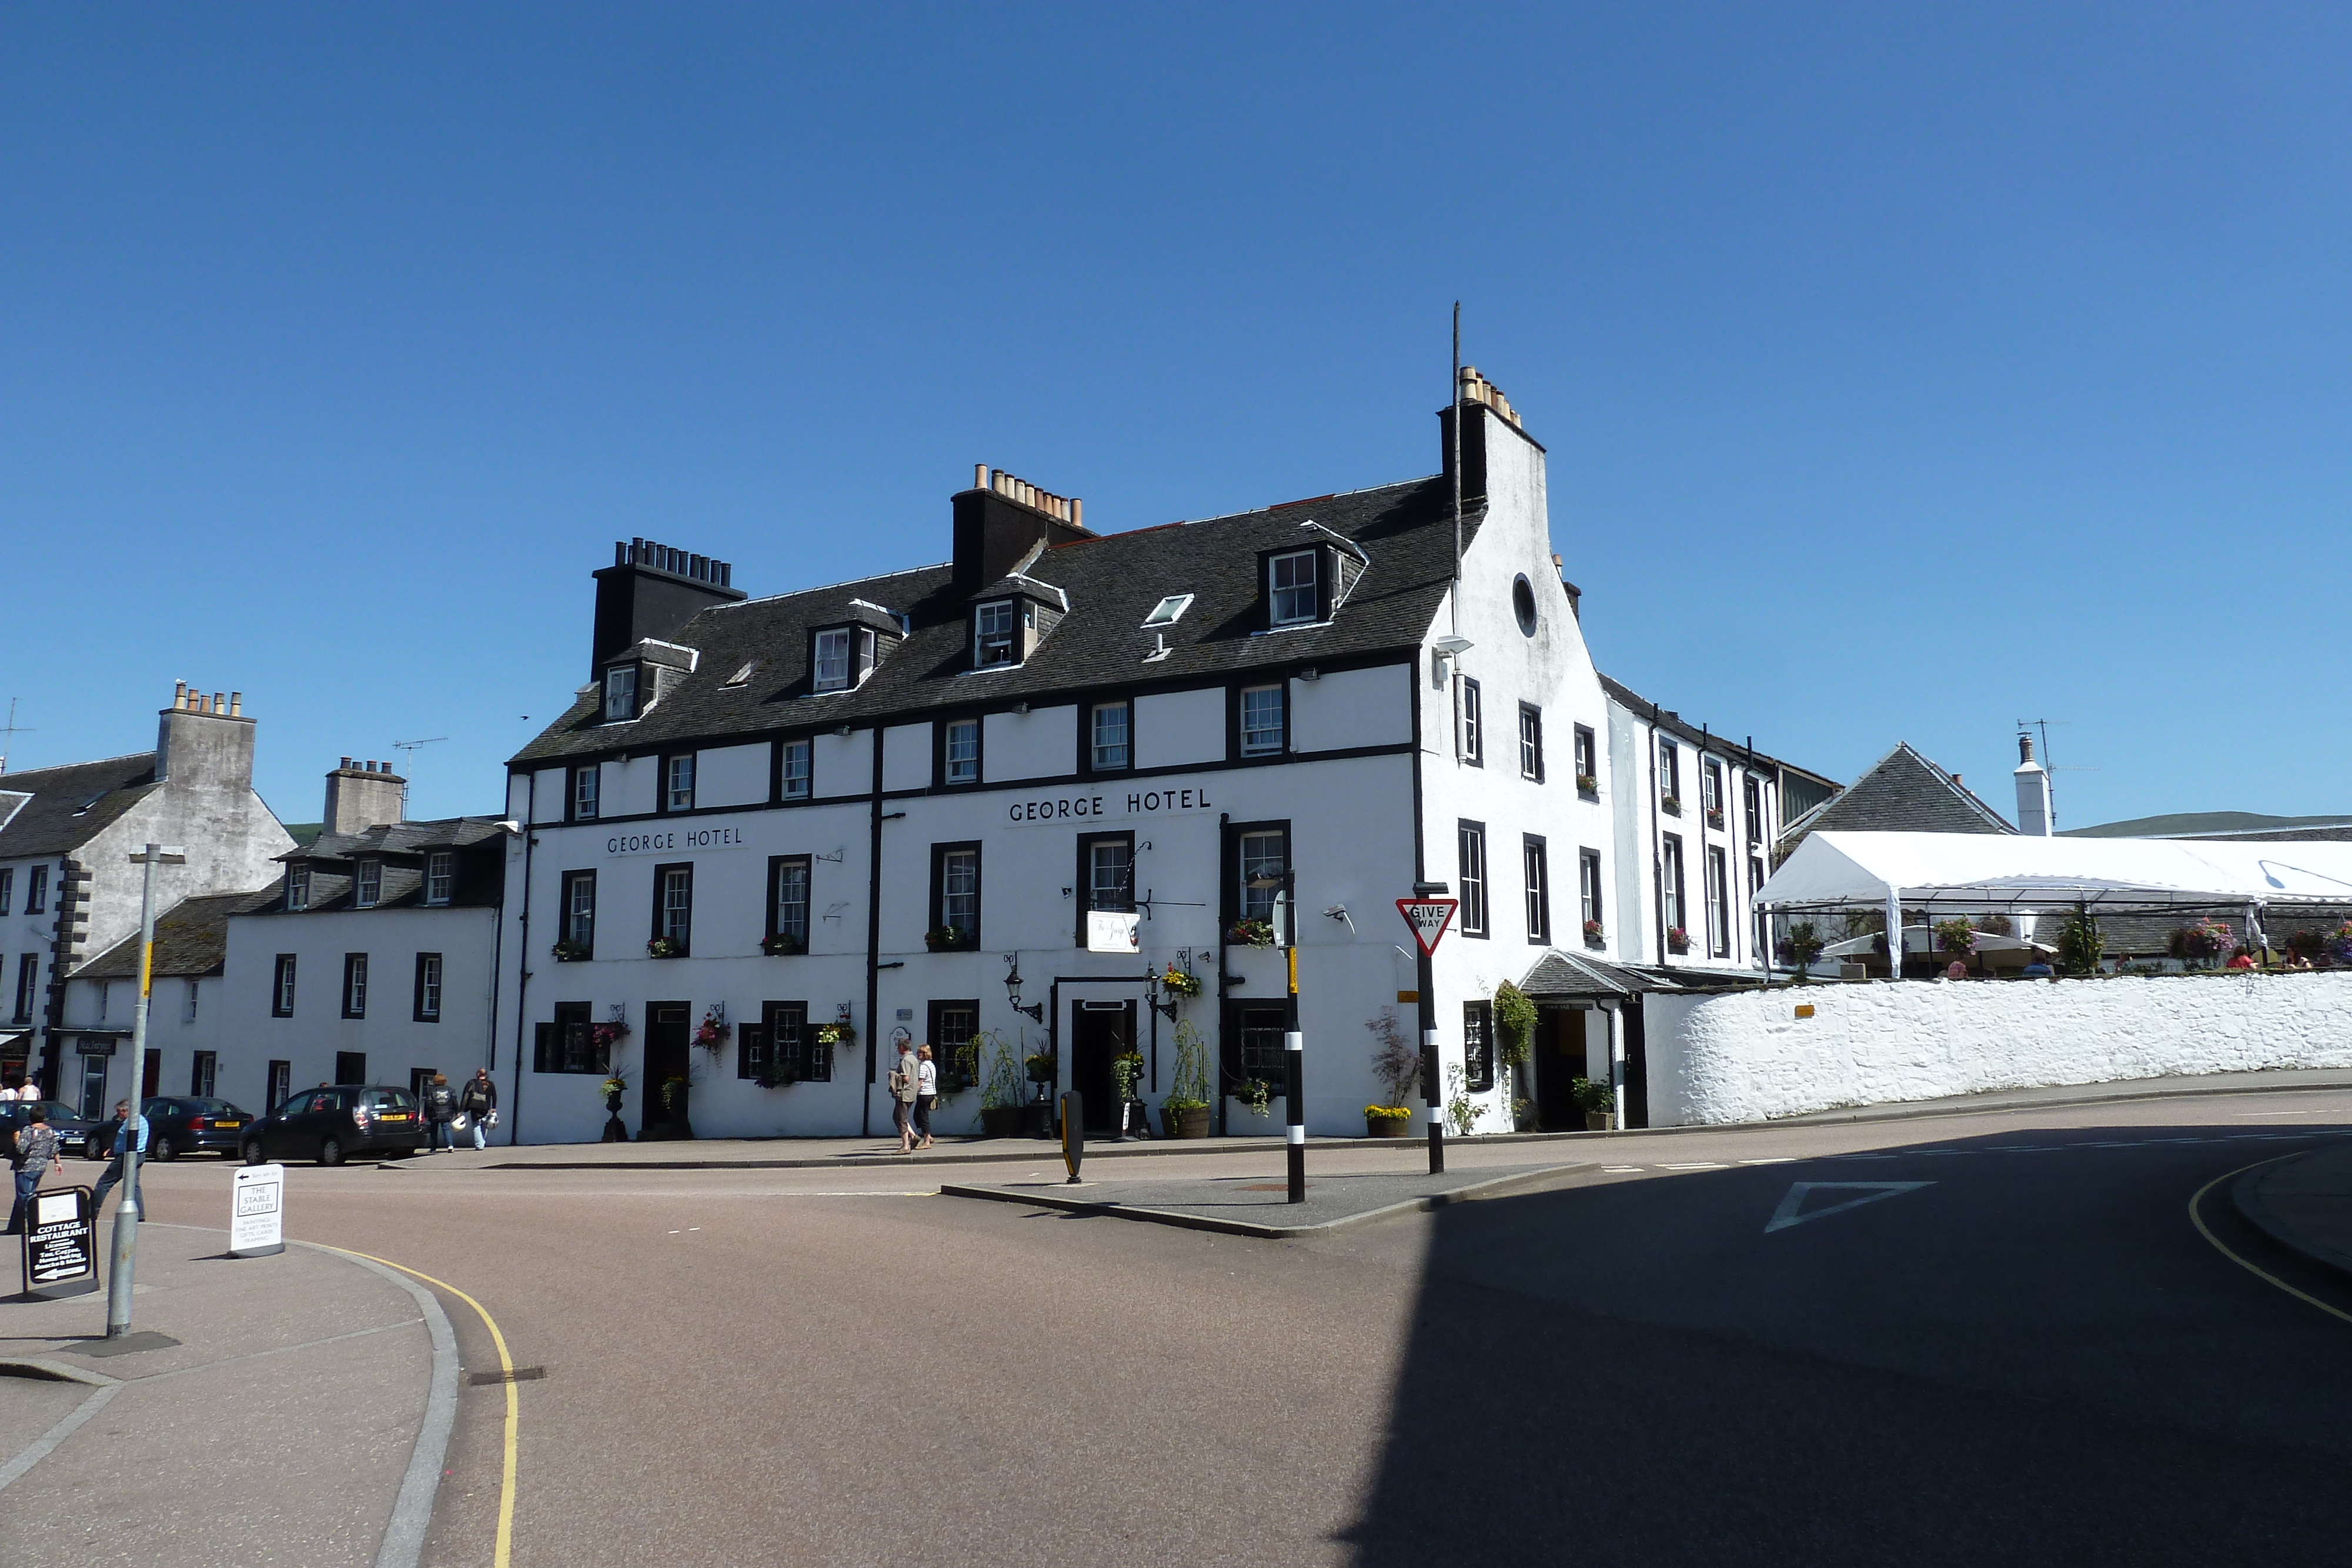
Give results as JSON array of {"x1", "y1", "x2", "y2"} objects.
[{"x1": 1765, "y1": 1181, "x2": 1935, "y2": 1233}]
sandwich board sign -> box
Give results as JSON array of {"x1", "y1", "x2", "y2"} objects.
[
  {"x1": 229, "y1": 1164, "x2": 286, "y2": 1258},
  {"x1": 24, "y1": 1186, "x2": 99, "y2": 1299},
  {"x1": 1396, "y1": 898, "x2": 1459, "y2": 957}
]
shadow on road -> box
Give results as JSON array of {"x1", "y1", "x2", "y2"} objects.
[{"x1": 1342, "y1": 1123, "x2": 2352, "y2": 1567}]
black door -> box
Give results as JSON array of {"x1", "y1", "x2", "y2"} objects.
[
  {"x1": 142, "y1": 1048, "x2": 161, "y2": 1100},
  {"x1": 1534, "y1": 1008, "x2": 1585, "y2": 1132},
  {"x1": 643, "y1": 1002, "x2": 691, "y2": 1138},
  {"x1": 1070, "y1": 1001, "x2": 1131, "y2": 1132},
  {"x1": 334, "y1": 1051, "x2": 366, "y2": 1085}
]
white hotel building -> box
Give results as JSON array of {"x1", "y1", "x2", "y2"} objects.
[{"x1": 493, "y1": 376, "x2": 1821, "y2": 1142}]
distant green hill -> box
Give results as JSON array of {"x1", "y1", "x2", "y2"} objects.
[{"x1": 2064, "y1": 811, "x2": 2352, "y2": 838}]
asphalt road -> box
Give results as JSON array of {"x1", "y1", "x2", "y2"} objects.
[{"x1": 121, "y1": 1089, "x2": 2352, "y2": 1567}]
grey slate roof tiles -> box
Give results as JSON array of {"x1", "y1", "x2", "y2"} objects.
[
  {"x1": 0, "y1": 753, "x2": 162, "y2": 859},
  {"x1": 512, "y1": 477, "x2": 1479, "y2": 765},
  {"x1": 1777, "y1": 742, "x2": 2014, "y2": 847},
  {"x1": 76, "y1": 888, "x2": 276, "y2": 980}
]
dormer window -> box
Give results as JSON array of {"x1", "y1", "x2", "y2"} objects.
[
  {"x1": 286, "y1": 864, "x2": 311, "y2": 912},
  {"x1": 603, "y1": 666, "x2": 638, "y2": 722},
  {"x1": 1268, "y1": 549, "x2": 1320, "y2": 627},
  {"x1": 355, "y1": 858, "x2": 383, "y2": 908},
  {"x1": 813, "y1": 626, "x2": 877, "y2": 693},
  {"x1": 974, "y1": 600, "x2": 1020, "y2": 668},
  {"x1": 425, "y1": 851, "x2": 454, "y2": 906}
]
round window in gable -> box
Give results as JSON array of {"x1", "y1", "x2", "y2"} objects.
[{"x1": 1512, "y1": 574, "x2": 1539, "y2": 637}]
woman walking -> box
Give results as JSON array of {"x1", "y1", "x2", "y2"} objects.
[
  {"x1": 5, "y1": 1106, "x2": 62, "y2": 1235},
  {"x1": 913, "y1": 1044, "x2": 937, "y2": 1151}
]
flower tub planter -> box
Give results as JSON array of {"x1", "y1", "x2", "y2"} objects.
[
  {"x1": 1365, "y1": 1110, "x2": 1412, "y2": 1138},
  {"x1": 1161, "y1": 1104, "x2": 1211, "y2": 1139},
  {"x1": 1585, "y1": 1111, "x2": 1615, "y2": 1132},
  {"x1": 977, "y1": 1105, "x2": 1025, "y2": 1139}
]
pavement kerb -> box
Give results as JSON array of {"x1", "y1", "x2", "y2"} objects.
[
  {"x1": 414, "y1": 1067, "x2": 2352, "y2": 1174},
  {"x1": 938, "y1": 1163, "x2": 1583, "y2": 1239},
  {"x1": 2230, "y1": 1143, "x2": 2352, "y2": 1284}
]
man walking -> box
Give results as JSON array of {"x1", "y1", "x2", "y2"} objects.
[
  {"x1": 890, "y1": 1038, "x2": 920, "y2": 1154},
  {"x1": 90, "y1": 1099, "x2": 146, "y2": 1221},
  {"x1": 4, "y1": 1105, "x2": 62, "y2": 1235},
  {"x1": 458, "y1": 1068, "x2": 497, "y2": 1150},
  {"x1": 423, "y1": 1074, "x2": 459, "y2": 1152}
]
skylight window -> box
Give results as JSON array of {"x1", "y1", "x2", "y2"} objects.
[
  {"x1": 724, "y1": 660, "x2": 758, "y2": 688},
  {"x1": 1141, "y1": 594, "x2": 1194, "y2": 628}
]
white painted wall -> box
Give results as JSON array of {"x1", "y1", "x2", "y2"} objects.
[
  {"x1": 814, "y1": 730, "x2": 873, "y2": 798},
  {"x1": 1291, "y1": 666, "x2": 1409, "y2": 753},
  {"x1": 983, "y1": 705, "x2": 1075, "y2": 781},
  {"x1": 531, "y1": 767, "x2": 569, "y2": 823},
  {"x1": 1645, "y1": 972, "x2": 2352, "y2": 1126},
  {"x1": 695, "y1": 743, "x2": 770, "y2": 810},
  {"x1": 1134, "y1": 689, "x2": 1224, "y2": 770},
  {"x1": 613, "y1": 755, "x2": 659, "y2": 817},
  {"x1": 881, "y1": 724, "x2": 930, "y2": 793}
]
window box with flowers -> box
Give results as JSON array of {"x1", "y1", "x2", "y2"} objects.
[
  {"x1": 693, "y1": 1005, "x2": 729, "y2": 1052},
  {"x1": 550, "y1": 939, "x2": 592, "y2": 963},
  {"x1": 1228, "y1": 918, "x2": 1276, "y2": 948},
  {"x1": 647, "y1": 936, "x2": 685, "y2": 959},
  {"x1": 1665, "y1": 926, "x2": 1691, "y2": 955},
  {"x1": 1706, "y1": 807, "x2": 1725, "y2": 831},
  {"x1": 924, "y1": 925, "x2": 970, "y2": 953},
  {"x1": 761, "y1": 934, "x2": 806, "y2": 957},
  {"x1": 1576, "y1": 773, "x2": 1599, "y2": 797},
  {"x1": 1659, "y1": 795, "x2": 1682, "y2": 816},
  {"x1": 1583, "y1": 918, "x2": 1605, "y2": 949}
]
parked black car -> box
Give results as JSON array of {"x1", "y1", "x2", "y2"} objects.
[
  {"x1": 89, "y1": 1096, "x2": 257, "y2": 1161},
  {"x1": 0, "y1": 1099, "x2": 102, "y2": 1159},
  {"x1": 240, "y1": 1085, "x2": 426, "y2": 1166}
]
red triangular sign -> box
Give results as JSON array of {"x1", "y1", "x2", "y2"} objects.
[{"x1": 1396, "y1": 898, "x2": 1459, "y2": 957}]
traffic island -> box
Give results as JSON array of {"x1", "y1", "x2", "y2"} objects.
[
  {"x1": 2233, "y1": 1142, "x2": 2352, "y2": 1279},
  {"x1": 938, "y1": 1162, "x2": 1581, "y2": 1239}
]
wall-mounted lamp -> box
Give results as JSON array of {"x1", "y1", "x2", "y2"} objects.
[
  {"x1": 1013, "y1": 701, "x2": 1030, "y2": 716},
  {"x1": 834, "y1": 725, "x2": 853, "y2": 737},
  {"x1": 1298, "y1": 667, "x2": 1319, "y2": 682},
  {"x1": 1004, "y1": 954, "x2": 1044, "y2": 1022}
]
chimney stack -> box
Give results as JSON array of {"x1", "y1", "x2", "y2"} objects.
[
  {"x1": 953, "y1": 466, "x2": 1095, "y2": 594},
  {"x1": 323, "y1": 757, "x2": 406, "y2": 837},
  {"x1": 156, "y1": 679, "x2": 257, "y2": 793},
  {"x1": 2014, "y1": 733, "x2": 2054, "y2": 836},
  {"x1": 590, "y1": 537, "x2": 749, "y2": 678}
]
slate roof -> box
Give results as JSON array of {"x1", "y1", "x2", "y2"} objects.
[
  {"x1": 75, "y1": 888, "x2": 275, "y2": 980},
  {"x1": 1776, "y1": 742, "x2": 2014, "y2": 850},
  {"x1": 0, "y1": 753, "x2": 161, "y2": 860},
  {"x1": 246, "y1": 816, "x2": 509, "y2": 915},
  {"x1": 1518, "y1": 948, "x2": 1678, "y2": 999},
  {"x1": 1596, "y1": 675, "x2": 1835, "y2": 790},
  {"x1": 513, "y1": 477, "x2": 1479, "y2": 765}
]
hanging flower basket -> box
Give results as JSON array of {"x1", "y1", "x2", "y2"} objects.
[
  {"x1": 1659, "y1": 795, "x2": 1682, "y2": 815},
  {"x1": 693, "y1": 1007, "x2": 730, "y2": 1051},
  {"x1": 815, "y1": 1021, "x2": 857, "y2": 1052},
  {"x1": 591, "y1": 1020, "x2": 630, "y2": 1051},
  {"x1": 1160, "y1": 964, "x2": 1202, "y2": 998},
  {"x1": 1024, "y1": 1052, "x2": 1057, "y2": 1085}
]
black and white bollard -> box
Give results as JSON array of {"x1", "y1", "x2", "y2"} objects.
[{"x1": 1285, "y1": 1029, "x2": 1305, "y2": 1203}]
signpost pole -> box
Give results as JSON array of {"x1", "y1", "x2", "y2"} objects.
[
  {"x1": 1284, "y1": 869, "x2": 1303, "y2": 1203},
  {"x1": 107, "y1": 844, "x2": 179, "y2": 1337},
  {"x1": 1398, "y1": 889, "x2": 1455, "y2": 1176}
]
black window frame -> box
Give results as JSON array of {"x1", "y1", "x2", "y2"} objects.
[
  {"x1": 602, "y1": 665, "x2": 638, "y2": 722},
  {"x1": 1743, "y1": 775, "x2": 1764, "y2": 846},
  {"x1": 1222, "y1": 819, "x2": 1292, "y2": 932},
  {"x1": 423, "y1": 850, "x2": 455, "y2": 907},
  {"x1": 14, "y1": 952, "x2": 40, "y2": 1024},
  {"x1": 929, "y1": 841, "x2": 981, "y2": 950},
  {"x1": 1518, "y1": 704, "x2": 1544, "y2": 781},
  {"x1": 662, "y1": 752, "x2": 696, "y2": 814},
  {"x1": 1523, "y1": 834, "x2": 1551, "y2": 945},
  {"x1": 570, "y1": 763, "x2": 600, "y2": 821},
  {"x1": 651, "y1": 862, "x2": 694, "y2": 954},
  {"x1": 1463, "y1": 999, "x2": 1495, "y2": 1093},
  {"x1": 413, "y1": 952, "x2": 443, "y2": 1023},
  {"x1": 767, "y1": 854, "x2": 812, "y2": 954},
  {"x1": 928, "y1": 999, "x2": 980, "y2": 1089},
  {"x1": 1458, "y1": 677, "x2": 1484, "y2": 765},
  {"x1": 190, "y1": 1050, "x2": 216, "y2": 1098},
  {"x1": 1458, "y1": 820, "x2": 1489, "y2": 938},
  {"x1": 563, "y1": 870, "x2": 596, "y2": 954},
  {"x1": 27, "y1": 864, "x2": 48, "y2": 914},
  {"x1": 266, "y1": 1059, "x2": 290, "y2": 1112},
  {"x1": 1573, "y1": 724, "x2": 1598, "y2": 794},
  {"x1": 775, "y1": 735, "x2": 814, "y2": 803},
  {"x1": 333, "y1": 1052, "x2": 366, "y2": 1086},
  {"x1": 535, "y1": 1000, "x2": 604, "y2": 1074},
  {"x1": 1075, "y1": 830, "x2": 1137, "y2": 945},
  {"x1": 937, "y1": 716, "x2": 983, "y2": 787},
  {"x1": 1662, "y1": 833, "x2": 1688, "y2": 945},
  {"x1": 353, "y1": 857, "x2": 382, "y2": 908},
  {"x1": 0, "y1": 867, "x2": 11, "y2": 915},
  {"x1": 1232, "y1": 681, "x2": 1288, "y2": 760},
  {"x1": 971, "y1": 598, "x2": 1022, "y2": 670},
  {"x1": 342, "y1": 953, "x2": 369, "y2": 1019},
  {"x1": 1084, "y1": 699, "x2": 1133, "y2": 775},
  {"x1": 1262, "y1": 545, "x2": 1325, "y2": 628},
  {"x1": 1658, "y1": 738, "x2": 1682, "y2": 810},
  {"x1": 1229, "y1": 1001, "x2": 1290, "y2": 1089},
  {"x1": 1706, "y1": 845, "x2": 1732, "y2": 958},
  {"x1": 1579, "y1": 848, "x2": 1605, "y2": 945},
  {"x1": 270, "y1": 954, "x2": 296, "y2": 1018}
]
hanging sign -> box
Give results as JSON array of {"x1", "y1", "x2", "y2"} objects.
[
  {"x1": 1396, "y1": 898, "x2": 1459, "y2": 957},
  {"x1": 229, "y1": 1164, "x2": 286, "y2": 1258},
  {"x1": 23, "y1": 1187, "x2": 99, "y2": 1299},
  {"x1": 1085, "y1": 911, "x2": 1141, "y2": 954}
]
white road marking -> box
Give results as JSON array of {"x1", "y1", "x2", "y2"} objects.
[
  {"x1": 1662, "y1": 1162, "x2": 1727, "y2": 1170},
  {"x1": 1738, "y1": 1157, "x2": 1796, "y2": 1165},
  {"x1": 1765, "y1": 1181, "x2": 1935, "y2": 1233},
  {"x1": 1602, "y1": 1166, "x2": 1645, "y2": 1173}
]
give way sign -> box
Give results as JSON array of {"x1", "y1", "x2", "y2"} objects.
[{"x1": 1396, "y1": 898, "x2": 1459, "y2": 957}]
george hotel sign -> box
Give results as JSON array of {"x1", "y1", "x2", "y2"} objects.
[
  {"x1": 1005, "y1": 781, "x2": 1217, "y2": 827},
  {"x1": 606, "y1": 824, "x2": 749, "y2": 856}
]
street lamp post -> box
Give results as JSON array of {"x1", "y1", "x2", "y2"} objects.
[{"x1": 109, "y1": 843, "x2": 185, "y2": 1338}]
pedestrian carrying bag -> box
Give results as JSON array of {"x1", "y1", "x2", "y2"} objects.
[
  {"x1": 483, "y1": 1111, "x2": 499, "y2": 1128},
  {"x1": 450, "y1": 1112, "x2": 469, "y2": 1133}
]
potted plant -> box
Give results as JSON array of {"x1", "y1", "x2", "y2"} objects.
[
  {"x1": 1659, "y1": 794, "x2": 1682, "y2": 815},
  {"x1": 1494, "y1": 981, "x2": 1537, "y2": 1129},
  {"x1": 1443, "y1": 1065, "x2": 1485, "y2": 1138},
  {"x1": 924, "y1": 925, "x2": 967, "y2": 952},
  {"x1": 1227, "y1": 918, "x2": 1275, "y2": 948},
  {"x1": 1583, "y1": 918, "x2": 1605, "y2": 948},
  {"x1": 1110, "y1": 1050, "x2": 1148, "y2": 1136},
  {"x1": 1576, "y1": 772, "x2": 1599, "y2": 795},
  {"x1": 1365, "y1": 1007, "x2": 1421, "y2": 1138},
  {"x1": 599, "y1": 1074, "x2": 628, "y2": 1112},
  {"x1": 976, "y1": 1032, "x2": 1025, "y2": 1137},
  {"x1": 1231, "y1": 1076, "x2": 1272, "y2": 1119},
  {"x1": 1777, "y1": 920, "x2": 1826, "y2": 979},
  {"x1": 647, "y1": 935, "x2": 684, "y2": 959},
  {"x1": 1024, "y1": 1050, "x2": 1057, "y2": 1088},
  {"x1": 1706, "y1": 807, "x2": 1725, "y2": 831},
  {"x1": 1665, "y1": 926, "x2": 1691, "y2": 955},
  {"x1": 693, "y1": 1004, "x2": 729, "y2": 1052},
  {"x1": 1365, "y1": 1104, "x2": 1413, "y2": 1138},
  {"x1": 2169, "y1": 917, "x2": 2235, "y2": 969},
  {"x1": 1933, "y1": 918, "x2": 1977, "y2": 965},
  {"x1": 550, "y1": 938, "x2": 591, "y2": 962},
  {"x1": 1159, "y1": 962, "x2": 1202, "y2": 999},
  {"x1": 2330, "y1": 921, "x2": 2352, "y2": 968},
  {"x1": 2058, "y1": 904, "x2": 2103, "y2": 975},
  {"x1": 761, "y1": 933, "x2": 806, "y2": 956},
  {"x1": 1571, "y1": 1075, "x2": 1615, "y2": 1131},
  {"x1": 1161, "y1": 1020, "x2": 1212, "y2": 1138}
]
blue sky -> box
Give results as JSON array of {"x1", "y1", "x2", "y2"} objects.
[{"x1": 5, "y1": 4, "x2": 2347, "y2": 827}]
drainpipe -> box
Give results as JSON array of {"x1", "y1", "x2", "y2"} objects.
[
  {"x1": 863, "y1": 728, "x2": 883, "y2": 1139},
  {"x1": 508, "y1": 771, "x2": 536, "y2": 1144},
  {"x1": 1215, "y1": 813, "x2": 1230, "y2": 1139},
  {"x1": 1648, "y1": 706, "x2": 1666, "y2": 966}
]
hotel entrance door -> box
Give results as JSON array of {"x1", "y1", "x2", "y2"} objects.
[{"x1": 1070, "y1": 1001, "x2": 1133, "y2": 1134}]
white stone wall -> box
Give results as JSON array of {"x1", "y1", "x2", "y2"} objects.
[{"x1": 1645, "y1": 971, "x2": 2352, "y2": 1125}]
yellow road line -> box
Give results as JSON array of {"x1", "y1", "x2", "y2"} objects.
[
  {"x1": 2187, "y1": 1158, "x2": 2352, "y2": 1329},
  {"x1": 318, "y1": 1245, "x2": 520, "y2": 1567}
]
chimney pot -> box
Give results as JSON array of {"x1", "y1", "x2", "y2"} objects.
[
  {"x1": 342, "y1": 757, "x2": 352, "y2": 769},
  {"x1": 229, "y1": 691, "x2": 242, "y2": 716},
  {"x1": 975, "y1": 463, "x2": 988, "y2": 489},
  {"x1": 1071, "y1": 497, "x2": 1082, "y2": 528}
]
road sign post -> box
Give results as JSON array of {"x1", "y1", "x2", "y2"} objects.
[{"x1": 1396, "y1": 895, "x2": 1458, "y2": 1175}]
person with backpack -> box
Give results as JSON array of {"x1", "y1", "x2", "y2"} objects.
[
  {"x1": 458, "y1": 1069, "x2": 497, "y2": 1150},
  {"x1": 5, "y1": 1105, "x2": 64, "y2": 1235},
  {"x1": 89, "y1": 1099, "x2": 146, "y2": 1219},
  {"x1": 424, "y1": 1074, "x2": 459, "y2": 1152}
]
